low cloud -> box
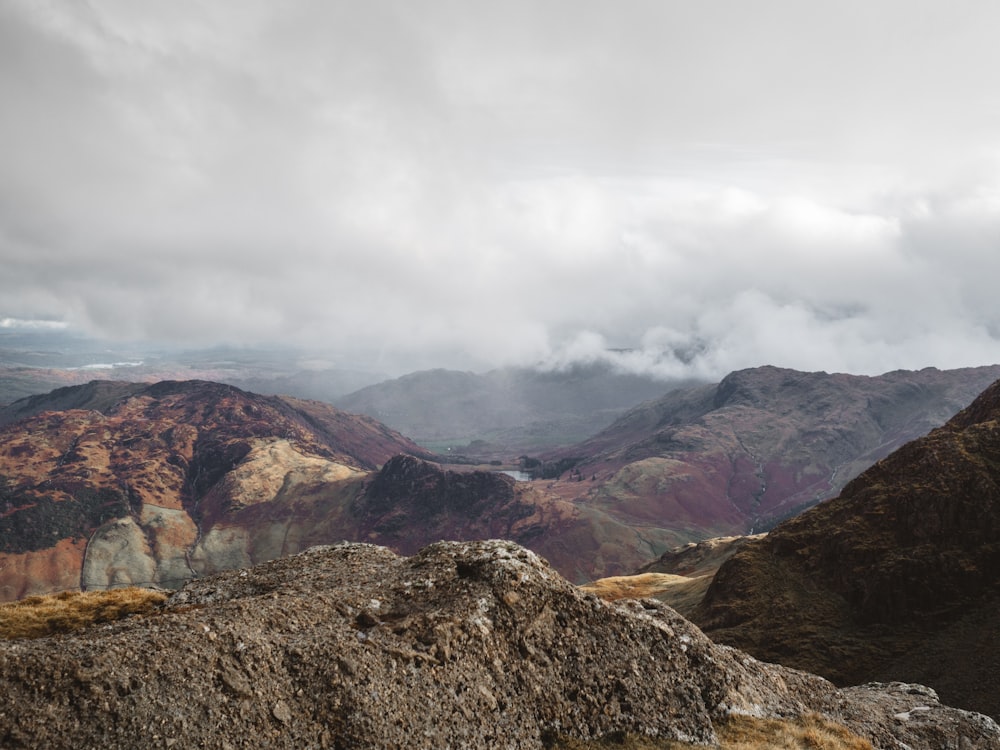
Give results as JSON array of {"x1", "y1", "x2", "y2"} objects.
[{"x1": 3, "y1": 2, "x2": 1000, "y2": 379}]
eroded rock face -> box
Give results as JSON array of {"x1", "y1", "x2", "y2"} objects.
[{"x1": 1, "y1": 540, "x2": 997, "y2": 749}]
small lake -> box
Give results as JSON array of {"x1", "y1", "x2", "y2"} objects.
[{"x1": 499, "y1": 470, "x2": 533, "y2": 482}]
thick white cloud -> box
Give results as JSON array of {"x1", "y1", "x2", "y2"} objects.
[{"x1": 3, "y1": 0, "x2": 1000, "y2": 377}]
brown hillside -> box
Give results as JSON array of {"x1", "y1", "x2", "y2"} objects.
[
  {"x1": 695, "y1": 378, "x2": 1000, "y2": 719},
  {"x1": 542, "y1": 365, "x2": 1000, "y2": 542},
  {"x1": 0, "y1": 381, "x2": 684, "y2": 599},
  {"x1": 0, "y1": 381, "x2": 434, "y2": 599}
]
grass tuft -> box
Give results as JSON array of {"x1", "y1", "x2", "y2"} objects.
[
  {"x1": 548, "y1": 713, "x2": 873, "y2": 749},
  {"x1": 715, "y1": 712, "x2": 873, "y2": 749},
  {"x1": 0, "y1": 588, "x2": 168, "y2": 639}
]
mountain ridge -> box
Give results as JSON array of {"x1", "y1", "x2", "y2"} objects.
[
  {"x1": 688, "y1": 376, "x2": 1000, "y2": 718},
  {"x1": 542, "y1": 364, "x2": 1000, "y2": 538}
]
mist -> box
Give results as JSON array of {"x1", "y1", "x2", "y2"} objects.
[{"x1": 3, "y1": 1, "x2": 1000, "y2": 379}]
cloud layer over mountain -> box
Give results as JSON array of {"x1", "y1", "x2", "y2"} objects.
[{"x1": 4, "y1": 1, "x2": 1000, "y2": 377}]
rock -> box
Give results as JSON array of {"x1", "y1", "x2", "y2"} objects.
[{"x1": 1, "y1": 540, "x2": 996, "y2": 749}]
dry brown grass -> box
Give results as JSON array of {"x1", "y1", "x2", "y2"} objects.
[
  {"x1": 579, "y1": 572, "x2": 692, "y2": 600},
  {"x1": 0, "y1": 588, "x2": 168, "y2": 639},
  {"x1": 579, "y1": 573, "x2": 713, "y2": 618},
  {"x1": 548, "y1": 713, "x2": 872, "y2": 749},
  {"x1": 715, "y1": 713, "x2": 873, "y2": 749}
]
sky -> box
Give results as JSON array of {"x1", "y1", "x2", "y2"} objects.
[{"x1": 3, "y1": 0, "x2": 1000, "y2": 379}]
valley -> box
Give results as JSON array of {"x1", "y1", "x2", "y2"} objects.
[{"x1": 3, "y1": 362, "x2": 1000, "y2": 743}]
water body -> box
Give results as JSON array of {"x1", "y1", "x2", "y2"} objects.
[{"x1": 499, "y1": 470, "x2": 532, "y2": 482}]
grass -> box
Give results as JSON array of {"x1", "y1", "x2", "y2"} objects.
[
  {"x1": 714, "y1": 713, "x2": 873, "y2": 749},
  {"x1": 0, "y1": 587, "x2": 168, "y2": 639},
  {"x1": 579, "y1": 573, "x2": 714, "y2": 618},
  {"x1": 548, "y1": 713, "x2": 873, "y2": 749}
]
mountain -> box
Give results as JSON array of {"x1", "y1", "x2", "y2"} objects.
[
  {"x1": 3, "y1": 539, "x2": 998, "y2": 749},
  {"x1": 0, "y1": 380, "x2": 686, "y2": 598},
  {"x1": 540, "y1": 365, "x2": 1000, "y2": 541},
  {"x1": 0, "y1": 380, "x2": 435, "y2": 600},
  {"x1": 5, "y1": 365, "x2": 1000, "y2": 599},
  {"x1": 688, "y1": 376, "x2": 1000, "y2": 720},
  {"x1": 334, "y1": 364, "x2": 684, "y2": 453}
]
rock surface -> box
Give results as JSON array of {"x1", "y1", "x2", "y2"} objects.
[
  {"x1": 2, "y1": 540, "x2": 998, "y2": 749},
  {"x1": 694, "y1": 377, "x2": 1000, "y2": 719}
]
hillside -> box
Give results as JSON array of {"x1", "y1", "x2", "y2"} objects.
[
  {"x1": 4, "y1": 366, "x2": 1000, "y2": 599},
  {"x1": 0, "y1": 380, "x2": 691, "y2": 598},
  {"x1": 540, "y1": 365, "x2": 1000, "y2": 540},
  {"x1": 2, "y1": 539, "x2": 997, "y2": 749},
  {"x1": 691, "y1": 377, "x2": 1000, "y2": 719},
  {"x1": 0, "y1": 380, "x2": 436, "y2": 599},
  {"x1": 334, "y1": 364, "x2": 682, "y2": 453}
]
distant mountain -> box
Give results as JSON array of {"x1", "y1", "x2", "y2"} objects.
[
  {"x1": 334, "y1": 364, "x2": 687, "y2": 452},
  {"x1": 0, "y1": 361, "x2": 387, "y2": 411},
  {"x1": 542, "y1": 364, "x2": 1000, "y2": 539},
  {"x1": 689, "y1": 376, "x2": 1000, "y2": 720},
  {"x1": 0, "y1": 380, "x2": 674, "y2": 599},
  {"x1": 4, "y1": 365, "x2": 1000, "y2": 601}
]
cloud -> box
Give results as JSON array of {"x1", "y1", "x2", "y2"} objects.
[{"x1": 3, "y1": 1, "x2": 1000, "y2": 378}]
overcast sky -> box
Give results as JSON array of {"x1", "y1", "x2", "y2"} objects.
[{"x1": 3, "y1": 1, "x2": 1000, "y2": 378}]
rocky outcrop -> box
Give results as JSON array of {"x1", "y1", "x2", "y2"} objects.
[
  {"x1": 1, "y1": 540, "x2": 997, "y2": 749},
  {"x1": 694, "y1": 377, "x2": 1000, "y2": 719}
]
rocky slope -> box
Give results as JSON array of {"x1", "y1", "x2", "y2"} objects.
[
  {"x1": 691, "y1": 377, "x2": 1000, "y2": 719},
  {"x1": 0, "y1": 380, "x2": 435, "y2": 600},
  {"x1": 540, "y1": 365, "x2": 1000, "y2": 541},
  {"x1": 2, "y1": 539, "x2": 998, "y2": 749}
]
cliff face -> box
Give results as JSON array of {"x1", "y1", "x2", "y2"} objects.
[
  {"x1": 694, "y1": 378, "x2": 1000, "y2": 719},
  {"x1": 2, "y1": 540, "x2": 998, "y2": 750}
]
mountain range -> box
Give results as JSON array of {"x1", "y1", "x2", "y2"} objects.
[
  {"x1": 0, "y1": 380, "x2": 431, "y2": 599},
  {"x1": 332, "y1": 363, "x2": 684, "y2": 453},
  {"x1": 4, "y1": 364, "x2": 1000, "y2": 742},
  {"x1": 3, "y1": 365, "x2": 1000, "y2": 599}
]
